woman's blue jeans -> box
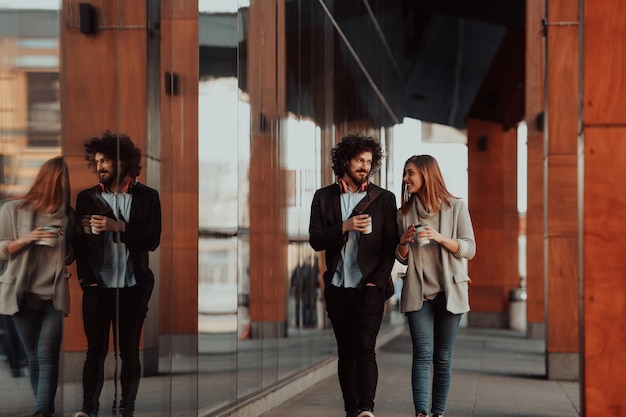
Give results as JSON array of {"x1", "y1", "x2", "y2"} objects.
[
  {"x1": 13, "y1": 300, "x2": 64, "y2": 416},
  {"x1": 406, "y1": 292, "x2": 462, "y2": 416}
]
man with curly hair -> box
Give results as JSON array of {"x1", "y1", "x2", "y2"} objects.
[
  {"x1": 309, "y1": 133, "x2": 399, "y2": 417},
  {"x1": 72, "y1": 131, "x2": 161, "y2": 417}
]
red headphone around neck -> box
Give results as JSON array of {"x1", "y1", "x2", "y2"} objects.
[
  {"x1": 337, "y1": 178, "x2": 368, "y2": 193},
  {"x1": 99, "y1": 180, "x2": 133, "y2": 193}
]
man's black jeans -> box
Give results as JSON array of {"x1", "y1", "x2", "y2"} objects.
[
  {"x1": 325, "y1": 284, "x2": 385, "y2": 413},
  {"x1": 80, "y1": 285, "x2": 151, "y2": 416}
]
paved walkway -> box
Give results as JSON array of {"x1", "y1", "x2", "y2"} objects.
[
  {"x1": 258, "y1": 327, "x2": 581, "y2": 417},
  {"x1": 1, "y1": 325, "x2": 581, "y2": 417}
]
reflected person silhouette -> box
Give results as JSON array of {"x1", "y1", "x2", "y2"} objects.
[
  {"x1": 0, "y1": 156, "x2": 76, "y2": 417},
  {"x1": 290, "y1": 260, "x2": 320, "y2": 328},
  {"x1": 1, "y1": 312, "x2": 26, "y2": 376},
  {"x1": 72, "y1": 132, "x2": 161, "y2": 417}
]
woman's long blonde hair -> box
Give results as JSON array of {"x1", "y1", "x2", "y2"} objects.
[
  {"x1": 400, "y1": 154, "x2": 457, "y2": 214},
  {"x1": 19, "y1": 156, "x2": 71, "y2": 213}
]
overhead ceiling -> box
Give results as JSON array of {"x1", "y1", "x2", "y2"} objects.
[{"x1": 203, "y1": 0, "x2": 527, "y2": 130}]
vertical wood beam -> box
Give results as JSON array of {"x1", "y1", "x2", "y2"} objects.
[
  {"x1": 247, "y1": 0, "x2": 288, "y2": 338},
  {"x1": 61, "y1": 0, "x2": 148, "y2": 349},
  {"x1": 582, "y1": 0, "x2": 626, "y2": 412},
  {"x1": 525, "y1": 0, "x2": 547, "y2": 339},
  {"x1": 159, "y1": 0, "x2": 199, "y2": 338},
  {"x1": 60, "y1": 0, "x2": 157, "y2": 379},
  {"x1": 544, "y1": 0, "x2": 580, "y2": 381},
  {"x1": 467, "y1": 118, "x2": 519, "y2": 328}
]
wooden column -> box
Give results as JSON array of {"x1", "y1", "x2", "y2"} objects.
[
  {"x1": 467, "y1": 118, "x2": 519, "y2": 328},
  {"x1": 61, "y1": 0, "x2": 198, "y2": 383},
  {"x1": 247, "y1": 0, "x2": 289, "y2": 338},
  {"x1": 158, "y1": 0, "x2": 199, "y2": 346},
  {"x1": 582, "y1": 0, "x2": 626, "y2": 413},
  {"x1": 60, "y1": 0, "x2": 151, "y2": 379},
  {"x1": 525, "y1": 0, "x2": 547, "y2": 340},
  {"x1": 544, "y1": 0, "x2": 579, "y2": 381},
  {"x1": 156, "y1": 1, "x2": 199, "y2": 412}
]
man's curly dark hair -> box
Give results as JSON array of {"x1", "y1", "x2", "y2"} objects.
[
  {"x1": 331, "y1": 133, "x2": 383, "y2": 178},
  {"x1": 84, "y1": 130, "x2": 142, "y2": 178}
]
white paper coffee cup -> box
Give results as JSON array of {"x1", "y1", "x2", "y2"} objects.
[
  {"x1": 362, "y1": 215, "x2": 372, "y2": 234},
  {"x1": 415, "y1": 223, "x2": 430, "y2": 246},
  {"x1": 91, "y1": 218, "x2": 100, "y2": 235},
  {"x1": 37, "y1": 225, "x2": 61, "y2": 246}
]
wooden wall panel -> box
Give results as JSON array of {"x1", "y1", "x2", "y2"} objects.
[
  {"x1": 583, "y1": 2, "x2": 626, "y2": 125},
  {"x1": 525, "y1": 132, "x2": 545, "y2": 325},
  {"x1": 546, "y1": 27, "x2": 578, "y2": 156},
  {"x1": 247, "y1": 0, "x2": 288, "y2": 334},
  {"x1": 74, "y1": 1, "x2": 147, "y2": 26},
  {"x1": 547, "y1": 0, "x2": 578, "y2": 22},
  {"x1": 159, "y1": 2, "x2": 199, "y2": 335},
  {"x1": 583, "y1": 128, "x2": 626, "y2": 412},
  {"x1": 546, "y1": 236, "x2": 578, "y2": 351},
  {"x1": 524, "y1": 0, "x2": 546, "y2": 330},
  {"x1": 546, "y1": 155, "x2": 577, "y2": 237},
  {"x1": 544, "y1": 0, "x2": 580, "y2": 378},
  {"x1": 467, "y1": 118, "x2": 519, "y2": 323},
  {"x1": 161, "y1": 0, "x2": 198, "y2": 19},
  {"x1": 61, "y1": 1, "x2": 149, "y2": 351}
]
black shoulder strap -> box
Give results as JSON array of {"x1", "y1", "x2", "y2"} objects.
[
  {"x1": 89, "y1": 188, "x2": 115, "y2": 217},
  {"x1": 351, "y1": 187, "x2": 382, "y2": 216}
]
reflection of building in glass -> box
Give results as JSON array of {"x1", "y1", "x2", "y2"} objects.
[{"x1": 0, "y1": 10, "x2": 60, "y2": 197}]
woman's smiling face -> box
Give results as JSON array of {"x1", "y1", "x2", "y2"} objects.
[{"x1": 403, "y1": 161, "x2": 423, "y2": 194}]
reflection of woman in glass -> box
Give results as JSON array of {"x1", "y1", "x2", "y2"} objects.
[
  {"x1": 0, "y1": 156, "x2": 75, "y2": 417},
  {"x1": 395, "y1": 155, "x2": 476, "y2": 417}
]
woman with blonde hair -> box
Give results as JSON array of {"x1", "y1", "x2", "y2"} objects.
[
  {"x1": 0, "y1": 156, "x2": 75, "y2": 417},
  {"x1": 395, "y1": 155, "x2": 476, "y2": 417}
]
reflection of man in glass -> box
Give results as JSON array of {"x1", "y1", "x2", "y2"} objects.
[
  {"x1": 72, "y1": 132, "x2": 161, "y2": 417},
  {"x1": 290, "y1": 259, "x2": 320, "y2": 327},
  {"x1": 309, "y1": 134, "x2": 398, "y2": 417},
  {"x1": 0, "y1": 157, "x2": 75, "y2": 417}
]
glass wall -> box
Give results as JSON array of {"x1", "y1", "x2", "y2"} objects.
[
  {"x1": 0, "y1": 3, "x2": 64, "y2": 416},
  {"x1": 0, "y1": 1, "x2": 405, "y2": 416}
]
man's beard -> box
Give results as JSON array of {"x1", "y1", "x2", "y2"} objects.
[
  {"x1": 346, "y1": 168, "x2": 369, "y2": 187},
  {"x1": 100, "y1": 172, "x2": 117, "y2": 187},
  {"x1": 99, "y1": 168, "x2": 125, "y2": 188}
]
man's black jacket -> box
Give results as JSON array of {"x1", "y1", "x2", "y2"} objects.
[
  {"x1": 73, "y1": 183, "x2": 161, "y2": 290},
  {"x1": 309, "y1": 182, "x2": 398, "y2": 292}
]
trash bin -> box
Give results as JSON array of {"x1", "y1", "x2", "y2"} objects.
[{"x1": 509, "y1": 287, "x2": 527, "y2": 332}]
